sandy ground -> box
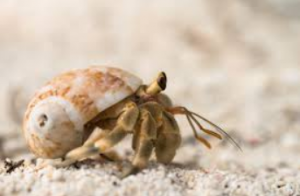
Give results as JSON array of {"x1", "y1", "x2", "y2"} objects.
[{"x1": 1, "y1": 0, "x2": 300, "y2": 195}]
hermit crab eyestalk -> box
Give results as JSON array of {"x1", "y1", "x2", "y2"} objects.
[
  {"x1": 23, "y1": 99, "x2": 84, "y2": 158},
  {"x1": 146, "y1": 72, "x2": 167, "y2": 95}
]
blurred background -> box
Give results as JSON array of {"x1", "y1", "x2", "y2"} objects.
[{"x1": 1, "y1": 0, "x2": 300, "y2": 172}]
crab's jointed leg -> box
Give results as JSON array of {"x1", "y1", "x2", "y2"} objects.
[
  {"x1": 55, "y1": 102, "x2": 139, "y2": 167},
  {"x1": 155, "y1": 111, "x2": 181, "y2": 164},
  {"x1": 122, "y1": 109, "x2": 157, "y2": 178},
  {"x1": 82, "y1": 128, "x2": 121, "y2": 162}
]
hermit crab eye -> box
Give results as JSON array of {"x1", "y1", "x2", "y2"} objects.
[
  {"x1": 37, "y1": 114, "x2": 48, "y2": 127},
  {"x1": 158, "y1": 72, "x2": 167, "y2": 90}
]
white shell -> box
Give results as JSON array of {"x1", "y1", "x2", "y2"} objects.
[{"x1": 23, "y1": 66, "x2": 142, "y2": 158}]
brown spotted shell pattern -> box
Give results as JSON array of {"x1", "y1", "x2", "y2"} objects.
[{"x1": 23, "y1": 66, "x2": 142, "y2": 158}]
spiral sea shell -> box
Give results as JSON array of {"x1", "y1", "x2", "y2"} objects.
[{"x1": 23, "y1": 66, "x2": 142, "y2": 158}]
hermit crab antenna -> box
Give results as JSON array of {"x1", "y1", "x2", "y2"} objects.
[
  {"x1": 146, "y1": 72, "x2": 167, "y2": 95},
  {"x1": 188, "y1": 113, "x2": 222, "y2": 140},
  {"x1": 167, "y1": 107, "x2": 242, "y2": 151},
  {"x1": 186, "y1": 113, "x2": 212, "y2": 149},
  {"x1": 189, "y1": 111, "x2": 242, "y2": 152}
]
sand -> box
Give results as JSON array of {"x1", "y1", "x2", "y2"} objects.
[
  {"x1": 1, "y1": 0, "x2": 300, "y2": 195},
  {"x1": 1, "y1": 159, "x2": 300, "y2": 196}
]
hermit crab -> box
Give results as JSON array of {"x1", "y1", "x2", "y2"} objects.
[{"x1": 23, "y1": 66, "x2": 240, "y2": 177}]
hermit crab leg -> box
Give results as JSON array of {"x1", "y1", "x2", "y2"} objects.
[
  {"x1": 121, "y1": 109, "x2": 157, "y2": 178},
  {"x1": 53, "y1": 102, "x2": 140, "y2": 167}
]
